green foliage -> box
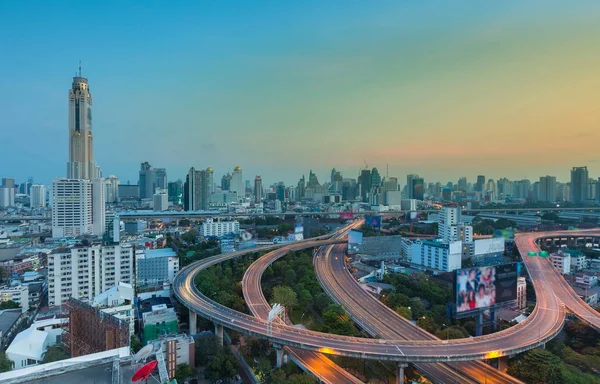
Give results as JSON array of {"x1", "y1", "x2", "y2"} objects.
[
  {"x1": 508, "y1": 349, "x2": 564, "y2": 384},
  {"x1": 268, "y1": 368, "x2": 287, "y2": 384},
  {"x1": 472, "y1": 218, "x2": 515, "y2": 235},
  {"x1": 42, "y1": 346, "x2": 70, "y2": 363},
  {"x1": 416, "y1": 316, "x2": 438, "y2": 334},
  {"x1": 0, "y1": 352, "x2": 13, "y2": 372},
  {"x1": 435, "y1": 326, "x2": 469, "y2": 340},
  {"x1": 288, "y1": 373, "x2": 317, "y2": 384},
  {"x1": 181, "y1": 229, "x2": 199, "y2": 243},
  {"x1": 271, "y1": 285, "x2": 298, "y2": 311},
  {"x1": 542, "y1": 213, "x2": 560, "y2": 221},
  {"x1": 0, "y1": 300, "x2": 20, "y2": 310},
  {"x1": 395, "y1": 306, "x2": 412, "y2": 320},
  {"x1": 130, "y1": 335, "x2": 143, "y2": 354},
  {"x1": 409, "y1": 297, "x2": 426, "y2": 319},
  {"x1": 321, "y1": 304, "x2": 358, "y2": 336},
  {"x1": 195, "y1": 334, "x2": 223, "y2": 365},
  {"x1": 174, "y1": 363, "x2": 196, "y2": 383},
  {"x1": 205, "y1": 350, "x2": 239, "y2": 381}
]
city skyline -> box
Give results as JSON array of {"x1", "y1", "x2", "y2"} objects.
[{"x1": 1, "y1": 2, "x2": 600, "y2": 185}]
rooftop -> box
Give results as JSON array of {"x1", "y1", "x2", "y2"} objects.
[
  {"x1": 6, "y1": 327, "x2": 48, "y2": 360},
  {"x1": 0, "y1": 309, "x2": 22, "y2": 334},
  {"x1": 143, "y1": 248, "x2": 176, "y2": 259}
]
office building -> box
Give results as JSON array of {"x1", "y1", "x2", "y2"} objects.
[
  {"x1": 51, "y1": 179, "x2": 93, "y2": 238},
  {"x1": 411, "y1": 240, "x2": 462, "y2": 272},
  {"x1": 231, "y1": 166, "x2": 243, "y2": 200},
  {"x1": 91, "y1": 178, "x2": 106, "y2": 236},
  {"x1": 48, "y1": 244, "x2": 134, "y2": 306},
  {"x1": 438, "y1": 207, "x2": 473, "y2": 243},
  {"x1": 206, "y1": 167, "x2": 214, "y2": 194},
  {"x1": 200, "y1": 218, "x2": 239, "y2": 238},
  {"x1": 153, "y1": 190, "x2": 169, "y2": 211},
  {"x1": 136, "y1": 248, "x2": 179, "y2": 286},
  {"x1": 517, "y1": 277, "x2": 527, "y2": 310},
  {"x1": 167, "y1": 180, "x2": 183, "y2": 203},
  {"x1": 254, "y1": 176, "x2": 263, "y2": 203},
  {"x1": 221, "y1": 173, "x2": 231, "y2": 191},
  {"x1": 359, "y1": 169, "x2": 371, "y2": 202},
  {"x1": 139, "y1": 162, "x2": 155, "y2": 199},
  {"x1": 104, "y1": 175, "x2": 119, "y2": 204},
  {"x1": 0, "y1": 284, "x2": 29, "y2": 312},
  {"x1": 407, "y1": 174, "x2": 424, "y2": 200},
  {"x1": 475, "y1": 175, "x2": 485, "y2": 193},
  {"x1": 142, "y1": 304, "x2": 178, "y2": 342},
  {"x1": 0, "y1": 178, "x2": 15, "y2": 208},
  {"x1": 184, "y1": 167, "x2": 210, "y2": 211},
  {"x1": 276, "y1": 183, "x2": 285, "y2": 202},
  {"x1": 29, "y1": 185, "x2": 46, "y2": 208},
  {"x1": 538, "y1": 176, "x2": 556, "y2": 202},
  {"x1": 118, "y1": 184, "x2": 139, "y2": 201},
  {"x1": 153, "y1": 334, "x2": 196, "y2": 380},
  {"x1": 155, "y1": 168, "x2": 167, "y2": 190},
  {"x1": 67, "y1": 71, "x2": 102, "y2": 180},
  {"x1": 570, "y1": 166, "x2": 588, "y2": 204}
]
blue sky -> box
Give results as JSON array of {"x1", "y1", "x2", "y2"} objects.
[{"x1": 1, "y1": 1, "x2": 599, "y2": 187}]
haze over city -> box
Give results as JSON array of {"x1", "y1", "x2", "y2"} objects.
[{"x1": 1, "y1": 1, "x2": 600, "y2": 185}]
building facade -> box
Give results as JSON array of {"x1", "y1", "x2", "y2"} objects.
[
  {"x1": 570, "y1": 166, "x2": 589, "y2": 204},
  {"x1": 231, "y1": 166, "x2": 243, "y2": 201},
  {"x1": 200, "y1": 219, "x2": 240, "y2": 238},
  {"x1": 136, "y1": 248, "x2": 179, "y2": 286},
  {"x1": 48, "y1": 244, "x2": 133, "y2": 306},
  {"x1": 51, "y1": 179, "x2": 93, "y2": 238},
  {"x1": 410, "y1": 240, "x2": 462, "y2": 272},
  {"x1": 184, "y1": 167, "x2": 210, "y2": 211},
  {"x1": 30, "y1": 185, "x2": 46, "y2": 208}
]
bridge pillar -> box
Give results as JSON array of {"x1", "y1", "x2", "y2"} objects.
[
  {"x1": 475, "y1": 312, "x2": 483, "y2": 336},
  {"x1": 274, "y1": 344, "x2": 284, "y2": 368},
  {"x1": 215, "y1": 324, "x2": 224, "y2": 345},
  {"x1": 497, "y1": 356, "x2": 509, "y2": 371},
  {"x1": 189, "y1": 311, "x2": 197, "y2": 335},
  {"x1": 396, "y1": 363, "x2": 408, "y2": 384}
]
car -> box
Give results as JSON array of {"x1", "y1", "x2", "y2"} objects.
[{"x1": 232, "y1": 374, "x2": 242, "y2": 384}]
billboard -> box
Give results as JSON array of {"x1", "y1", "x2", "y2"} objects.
[
  {"x1": 340, "y1": 212, "x2": 354, "y2": 220},
  {"x1": 493, "y1": 229, "x2": 514, "y2": 242},
  {"x1": 474, "y1": 238, "x2": 505, "y2": 255},
  {"x1": 455, "y1": 263, "x2": 518, "y2": 313},
  {"x1": 348, "y1": 229, "x2": 363, "y2": 254},
  {"x1": 364, "y1": 215, "x2": 382, "y2": 230}
]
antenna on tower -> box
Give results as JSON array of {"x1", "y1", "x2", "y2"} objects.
[{"x1": 78, "y1": 60, "x2": 82, "y2": 77}]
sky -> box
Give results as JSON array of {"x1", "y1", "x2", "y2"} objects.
[{"x1": 1, "y1": 1, "x2": 599, "y2": 187}]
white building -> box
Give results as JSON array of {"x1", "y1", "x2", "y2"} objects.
[
  {"x1": 151, "y1": 333, "x2": 195, "y2": 380},
  {"x1": 5, "y1": 317, "x2": 67, "y2": 371},
  {"x1": 438, "y1": 207, "x2": 473, "y2": 243},
  {"x1": 48, "y1": 244, "x2": 133, "y2": 306},
  {"x1": 104, "y1": 175, "x2": 119, "y2": 204},
  {"x1": 91, "y1": 178, "x2": 106, "y2": 236},
  {"x1": 153, "y1": 190, "x2": 169, "y2": 211},
  {"x1": 51, "y1": 179, "x2": 93, "y2": 238},
  {"x1": 136, "y1": 248, "x2": 179, "y2": 286},
  {"x1": 517, "y1": 277, "x2": 527, "y2": 310},
  {"x1": 0, "y1": 285, "x2": 29, "y2": 312},
  {"x1": 92, "y1": 282, "x2": 134, "y2": 335},
  {"x1": 550, "y1": 249, "x2": 587, "y2": 275},
  {"x1": 0, "y1": 187, "x2": 15, "y2": 208},
  {"x1": 200, "y1": 218, "x2": 240, "y2": 238},
  {"x1": 231, "y1": 166, "x2": 244, "y2": 201},
  {"x1": 30, "y1": 185, "x2": 46, "y2": 208},
  {"x1": 575, "y1": 272, "x2": 598, "y2": 289},
  {"x1": 410, "y1": 239, "x2": 462, "y2": 272}
]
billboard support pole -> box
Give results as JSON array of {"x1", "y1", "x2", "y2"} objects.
[
  {"x1": 475, "y1": 312, "x2": 483, "y2": 336},
  {"x1": 490, "y1": 310, "x2": 497, "y2": 332}
]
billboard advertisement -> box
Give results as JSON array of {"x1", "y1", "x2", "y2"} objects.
[
  {"x1": 340, "y1": 212, "x2": 354, "y2": 220},
  {"x1": 348, "y1": 229, "x2": 363, "y2": 254},
  {"x1": 455, "y1": 263, "x2": 518, "y2": 313},
  {"x1": 364, "y1": 215, "x2": 382, "y2": 230},
  {"x1": 474, "y1": 238, "x2": 505, "y2": 255}
]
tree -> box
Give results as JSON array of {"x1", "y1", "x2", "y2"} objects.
[
  {"x1": 542, "y1": 213, "x2": 559, "y2": 221},
  {"x1": 507, "y1": 349, "x2": 564, "y2": 384},
  {"x1": 0, "y1": 300, "x2": 20, "y2": 310},
  {"x1": 271, "y1": 286, "x2": 298, "y2": 313},
  {"x1": 435, "y1": 326, "x2": 469, "y2": 340},
  {"x1": 195, "y1": 334, "x2": 222, "y2": 365},
  {"x1": 288, "y1": 373, "x2": 317, "y2": 384},
  {"x1": 416, "y1": 316, "x2": 439, "y2": 334},
  {"x1": 174, "y1": 363, "x2": 196, "y2": 383},
  {"x1": 206, "y1": 351, "x2": 239, "y2": 381},
  {"x1": 409, "y1": 297, "x2": 425, "y2": 319},
  {"x1": 395, "y1": 306, "x2": 412, "y2": 320},
  {"x1": 269, "y1": 368, "x2": 287, "y2": 384},
  {"x1": 42, "y1": 346, "x2": 70, "y2": 363},
  {"x1": 0, "y1": 352, "x2": 12, "y2": 372},
  {"x1": 254, "y1": 357, "x2": 272, "y2": 382},
  {"x1": 181, "y1": 229, "x2": 199, "y2": 243},
  {"x1": 130, "y1": 335, "x2": 143, "y2": 354}
]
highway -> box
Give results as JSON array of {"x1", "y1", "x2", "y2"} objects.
[
  {"x1": 516, "y1": 229, "x2": 600, "y2": 331},
  {"x1": 174, "y1": 228, "x2": 600, "y2": 365},
  {"x1": 315, "y1": 241, "x2": 522, "y2": 384}
]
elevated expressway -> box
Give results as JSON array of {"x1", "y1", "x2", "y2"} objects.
[
  {"x1": 315, "y1": 242, "x2": 521, "y2": 384},
  {"x1": 516, "y1": 229, "x2": 600, "y2": 331}
]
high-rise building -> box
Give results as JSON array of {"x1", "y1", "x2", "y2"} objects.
[
  {"x1": 359, "y1": 170, "x2": 371, "y2": 202},
  {"x1": 206, "y1": 167, "x2": 215, "y2": 194},
  {"x1": 596, "y1": 178, "x2": 600, "y2": 203},
  {"x1": 475, "y1": 175, "x2": 485, "y2": 193},
  {"x1": 307, "y1": 170, "x2": 320, "y2": 189},
  {"x1": 153, "y1": 190, "x2": 168, "y2": 211},
  {"x1": 383, "y1": 177, "x2": 398, "y2": 192},
  {"x1": 52, "y1": 179, "x2": 93, "y2": 238},
  {"x1": 67, "y1": 70, "x2": 101, "y2": 180},
  {"x1": 154, "y1": 168, "x2": 167, "y2": 190},
  {"x1": 104, "y1": 175, "x2": 119, "y2": 204},
  {"x1": 538, "y1": 176, "x2": 556, "y2": 202},
  {"x1": 407, "y1": 174, "x2": 424, "y2": 200},
  {"x1": 184, "y1": 167, "x2": 209, "y2": 211},
  {"x1": 330, "y1": 169, "x2": 343, "y2": 193},
  {"x1": 254, "y1": 176, "x2": 263, "y2": 203},
  {"x1": 48, "y1": 244, "x2": 133, "y2": 306},
  {"x1": 276, "y1": 183, "x2": 286, "y2": 202},
  {"x1": 438, "y1": 207, "x2": 473, "y2": 243},
  {"x1": 139, "y1": 162, "x2": 155, "y2": 199},
  {"x1": 296, "y1": 175, "x2": 306, "y2": 200},
  {"x1": 0, "y1": 178, "x2": 15, "y2": 208},
  {"x1": 221, "y1": 173, "x2": 231, "y2": 191},
  {"x1": 370, "y1": 168, "x2": 381, "y2": 187},
  {"x1": 30, "y1": 185, "x2": 46, "y2": 208},
  {"x1": 457, "y1": 177, "x2": 468, "y2": 191},
  {"x1": 167, "y1": 180, "x2": 183, "y2": 203},
  {"x1": 570, "y1": 166, "x2": 588, "y2": 204},
  {"x1": 231, "y1": 166, "x2": 243, "y2": 200}
]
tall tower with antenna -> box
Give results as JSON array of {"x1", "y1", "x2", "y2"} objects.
[{"x1": 67, "y1": 61, "x2": 101, "y2": 179}]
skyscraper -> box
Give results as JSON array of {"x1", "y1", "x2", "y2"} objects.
[
  {"x1": 139, "y1": 162, "x2": 155, "y2": 199},
  {"x1": 359, "y1": 169, "x2": 371, "y2": 202},
  {"x1": 52, "y1": 179, "x2": 93, "y2": 238},
  {"x1": 221, "y1": 173, "x2": 231, "y2": 191},
  {"x1": 67, "y1": 69, "x2": 101, "y2": 180},
  {"x1": 155, "y1": 168, "x2": 167, "y2": 190},
  {"x1": 475, "y1": 175, "x2": 485, "y2": 192},
  {"x1": 0, "y1": 178, "x2": 15, "y2": 208},
  {"x1": 407, "y1": 174, "x2": 424, "y2": 200},
  {"x1": 570, "y1": 166, "x2": 588, "y2": 204},
  {"x1": 184, "y1": 167, "x2": 209, "y2": 211},
  {"x1": 167, "y1": 180, "x2": 183, "y2": 203},
  {"x1": 538, "y1": 176, "x2": 556, "y2": 202},
  {"x1": 206, "y1": 167, "x2": 215, "y2": 194},
  {"x1": 104, "y1": 175, "x2": 119, "y2": 204},
  {"x1": 30, "y1": 185, "x2": 46, "y2": 208},
  {"x1": 231, "y1": 166, "x2": 243, "y2": 200},
  {"x1": 254, "y1": 176, "x2": 263, "y2": 203}
]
